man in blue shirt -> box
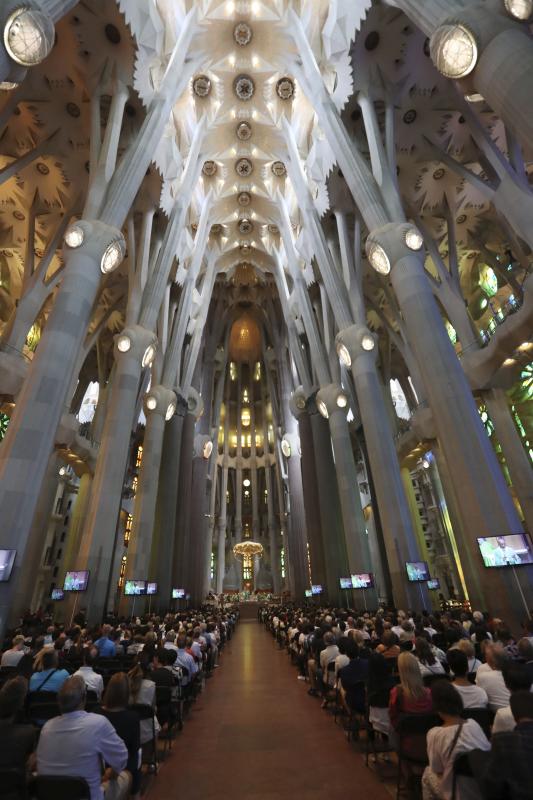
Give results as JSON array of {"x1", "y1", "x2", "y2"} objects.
[
  {"x1": 175, "y1": 635, "x2": 198, "y2": 686},
  {"x1": 93, "y1": 625, "x2": 116, "y2": 658}
]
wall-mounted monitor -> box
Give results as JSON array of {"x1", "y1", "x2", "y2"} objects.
[
  {"x1": 351, "y1": 573, "x2": 374, "y2": 589},
  {"x1": 427, "y1": 579, "x2": 440, "y2": 590},
  {"x1": 406, "y1": 562, "x2": 430, "y2": 582},
  {"x1": 477, "y1": 534, "x2": 533, "y2": 567},
  {"x1": 146, "y1": 582, "x2": 158, "y2": 595},
  {"x1": 339, "y1": 577, "x2": 352, "y2": 589},
  {"x1": 304, "y1": 589, "x2": 313, "y2": 598},
  {"x1": 64, "y1": 570, "x2": 90, "y2": 592},
  {"x1": 311, "y1": 584, "x2": 323, "y2": 595},
  {"x1": 50, "y1": 588, "x2": 64, "y2": 601},
  {"x1": 172, "y1": 588, "x2": 185, "y2": 599},
  {"x1": 124, "y1": 580, "x2": 146, "y2": 596},
  {"x1": 0, "y1": 549, "x2": 16, "y2": 582}
]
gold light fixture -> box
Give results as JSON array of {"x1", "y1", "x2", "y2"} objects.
[{"x1": 233, "y1": 541, "x2": 264, "y2": 559}]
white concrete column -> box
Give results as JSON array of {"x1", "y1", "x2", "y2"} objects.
[{"x1": 0, "y1": 222, "x2": 124, "y2": 635}]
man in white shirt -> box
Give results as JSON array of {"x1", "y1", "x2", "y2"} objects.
[
  {"x1": 73, "y1": 649, "x2": 104, "y2": 700},
  {"x1": 0, "y1": 635, "x2": 26, "y2": 667},
  {"x1": 492, "y1": 662, "x2": 532, "y2": 734},
  {"x1": 37, "y1": 676, "x2": 129, "y2": 800},
  {"x1": 163, "y1": 632, "x2": 179, "y2": 653},
  {"x1": 447, "y1": 649, "x2": 489, "y2": 709},
  {"x1": 319, "y1": 633, "x2": 340, "y2": 673},
  {"x1": 475, "y1": 645, "x2": 511, "y2": 712}
]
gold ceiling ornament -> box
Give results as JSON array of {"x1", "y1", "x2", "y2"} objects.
[{"x1": 233, "y1": 541, "x2": 264, "y2": 559}]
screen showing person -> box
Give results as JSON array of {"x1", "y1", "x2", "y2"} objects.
[
  {"x1": 427, "y1": 579, "x2": 440, "y2": 590},
  {"x1": 63, "y1": 570, "x2": 90, "y2": 591},
  {"x1": 339, "y1": 577, "x2": 352, "y2": 589},
  {"x1": 172, "y1": 588, "x2": 185, "y2": 599},
  {"x1": 477, "y1": 533, "x2": 533, "y2": 567},
  {"x1": 124, "y1": 580, "x2": 146, "y2": 596},
  {"x1": 351, "y1": 573, "x2": 374, "y2": 589},
  {"x1": 311, "y1": 584, "x2": 323, "y2": 595},
  {"x1": 50, "y1": 588, "x2": 64, "y2": 600},
  {"x1": 146, "y1": 582, "x2": 158, "y2": 595},
  {"x1": 0, "y1": 549, "x2": 16, "y2": 582},
  {"x1": 405, "y1": 561, "x2": 430, "y2": 582}
]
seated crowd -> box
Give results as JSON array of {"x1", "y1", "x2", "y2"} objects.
[
  {"x1": 0, "y1": 606, "x2": 238, "y2": 799},
  {"x1": 261, "y1": 604, "x2": 533, "y2": 800}
]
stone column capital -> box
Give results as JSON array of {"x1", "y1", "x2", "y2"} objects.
[
  {"x1": 366, "y1": 222, "x2": 424, "y2": 276},
  {"x1": 144, "y1": 385, "x2": 177, "y2": 421},
  {"x1": 113, "y1": 324, "x2": 158, "y2": 365},
  {"x1": 316, "y1": 383, "x2": 348, "y2": 420},
  {"x1": 193, "y1": 433, "x2": 213, "y2": 459},
  {"x1": 63, "y1": 220, "x2": 125, "y2": 274},
  {"x1": 335, "y1": 324, "x2": 377, "y2": 368}
]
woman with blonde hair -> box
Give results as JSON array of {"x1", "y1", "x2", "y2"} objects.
[
  {"x1": 456, "y1": 639, "x2": 481, "y2": 674},
  {"x1": 127, "y1": 657, "x2": 160, "y2": 745},
  {"x1": 389, "y1": 651, "x2": 433, "y2": 732}
]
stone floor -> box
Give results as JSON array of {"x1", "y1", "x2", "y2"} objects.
[{"x1": 146, "y1": 606, "x2": 393, "y2": 799}]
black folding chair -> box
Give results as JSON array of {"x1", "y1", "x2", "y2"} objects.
[
  {"x1": 28, "y1": 775, "x2": 90, "y2": 800},
  {"x1": 395, "y1": 713, "x2": 441, "y2": 798},
  {"x1": 156, "y1": 685, "x2": 181, "y2": 751},
  {"x1": 422, "y1": 673, "x2": 450, "y2": 688},
  {"x1": 129, "y1": 702, "x2": 158, "y2": 773},
  {"x1": 454, "y1": 749, "x2": 491, "y2": 795},
  {"x1": 0, "y1": 767, "x2": 28, "y2": 799}
]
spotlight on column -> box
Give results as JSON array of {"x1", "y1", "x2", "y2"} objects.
[
  {"x1": 430, "y1": 23, "x2": 478, "y2": 79},
  {"x1": 4, "y1": 6, "x2": 55, "y2": 67},
  {"x1": 146, "y1": 395, "x2": 157, "y2": 411},
  {"x1": 64, "y1": 225, "x2": 85, "y2": 249},
  {"x1": 404, "y1": 226, "x2": 424, "y2": 252},
  {"x1": 504, "y1": 0, "x2": 532, "y2": 20},
  {"x1": 203, "y1": 440, "x2": 213, "y2": 458},
  {"x1": 363, "y1": 335, "x2": 376, "y2": 353},
  {"x1": 336, "y1": 392, "x2": 348, "y2": 409},
  {"x1": 317, "y1": 399, "x2": 329, "y2": 419},
  {"x1": 142, "y1": 344, "x2": 156, "y2": 368},
  {"x1": 116, "y1": 334, "x2": 132, "y2": 353},
  {"x1": 101, "y1": 237, "x2": 126, "y2": 274},
  {"x1": 165, "y1": 401, "x2": 176, "y2": 421},
  {"x1": 281, "y1": 436, "x2": 292, "y2": 457},
  {"x1": 337, "y1": 342, "x2": 352, "y2": 368},
  {"x1": 366, "y1": 241, "x2": 390, "y2": 275}
]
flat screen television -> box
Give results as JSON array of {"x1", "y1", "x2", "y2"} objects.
[
  {"x1": 339, "y1": 577, "x2": 352, "y2": 589},
  {"x1": 50, "y1": 588, "x2": 64, "y2": 601},
  {"x1": 64, "y1": 570, "x2": 89, "y2": 592},
  {"x1": 311, "y1": 584, "x2": 323, "y2": 595},
  {"x1": 172, "y1": 588, "x2": 185, "y2": 599},
  {"x1": 0, "y1": 549, "x2": 16, "y2": 582},
  {"x1": 477, "y1": 534, "x2": 533, "y2": 567},
  {"x1": 304, "y1": 589, "x2": 313, "y2": 598},
  {"x1": 406, "y1": 561, "x2": 430, "y2": 582},
  {"x1": 351, "y1": 573, "x2": 375, "y2": 589},
  {"x1": 427, "y1": 579, "x2": 440, "y2": 590},
  {"x1": 146, "y1": 582, "x2": 158, "y2": 595},
  {"x1": 124, "y1": 580, "x2": 146, "y2": 596}
]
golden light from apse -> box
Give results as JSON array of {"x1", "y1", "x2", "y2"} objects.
[{"x1": 229, "y1": 312, "x2": 261, "y2": 362}]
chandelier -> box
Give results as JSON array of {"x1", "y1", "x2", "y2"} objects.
[{"x1": 233, "y1": 541, "x2": 264, "y2": 560}]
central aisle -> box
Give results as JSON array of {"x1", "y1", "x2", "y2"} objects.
[{"x1": 148, "y1": 612, "x2": 391, "y2": 799}]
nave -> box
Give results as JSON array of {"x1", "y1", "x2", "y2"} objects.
[{"x1": 148, "y1": 606, "x2": 390, "y2": 800}]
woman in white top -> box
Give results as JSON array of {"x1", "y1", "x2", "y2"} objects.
[
  {"x1": 422, "y1": 681, "x2": 490, "y2": 800},
  {"x1": 415, "y1": 637, "x2": 446, "y2": 678},
  {"x1": 128, "y1": 661, "x2": 160, "y2": 745}
]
